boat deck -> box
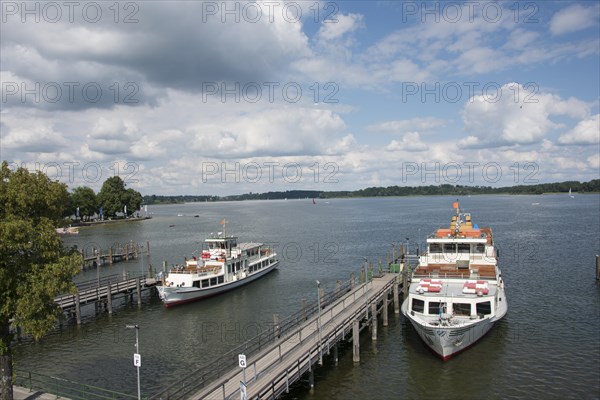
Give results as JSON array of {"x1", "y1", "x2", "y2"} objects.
[
  {"x1": 409, "y1": 279, "x2": 498, "y2": 298},
  {"x1": 414, "y1": 263, "x2": 496, "y2": 279}
]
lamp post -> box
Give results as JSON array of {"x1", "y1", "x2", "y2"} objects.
[
  {"x1": 126, "y1": 325, "x2": 141, "y2": 400},
  {"x1": 316, "y1": 280, "x2": 323, "y2": 365}
]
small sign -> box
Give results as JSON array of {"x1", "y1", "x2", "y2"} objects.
[
  {"x1": 240, "y1": 381, "x2": 247, "y2": 400},
  {"x1": 238, "y1": 354, "x2": 246, "y2": 368},
  {"x1": 134, "y1": 353, "x2": 141, "y2": 367}
]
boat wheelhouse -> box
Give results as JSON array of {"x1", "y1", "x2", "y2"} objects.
[{"x1": 401, "y1": 202, "x2": 507, "y2": 360}]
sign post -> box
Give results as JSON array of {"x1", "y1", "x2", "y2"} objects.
[{"x1": 238, "y1": 353, "x2": 247, "y2": 395}]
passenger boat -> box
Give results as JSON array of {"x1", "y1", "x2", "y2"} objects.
[
  {"x1": 401, "y1": 202, "x2": 507, "y2": 360},
  {"x1": 156, "y1": 222, "x2": 279, "y2": 307}
]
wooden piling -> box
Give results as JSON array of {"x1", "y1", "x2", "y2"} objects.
[
  {"x1": 146, "y1": 240, "x2": 150, "y2": 256},
  {"x1": 136, "y1": 277, "x2": 142, "y2": 307},
  {"x1": 107, "y1": 284, "x2": 113, "y2": 315},
  {"x1": 273, "y1": 314, "x2": 280, "y2": 338},
  {"x1": 596, "y1": 255, "x2": 599, "y2": 280},
  {"x1": 75, "y1": 292, "x2": 81, "y2": 325},
  {"x1": 360, "y1": 268, "x2": 365, "y2": 283},
  {"x1": 402, "y1": 265, "x2": 409, "y2": 300},
  {"x1": 352, "y1": 320, "x2": 360, "y2": 363},
  {"x1": 350, "y1": 272, "x2": 355, "y2": 289},
  {"x1": 125, "y1": 243, "x2": 129, "y2": 261},
  {"x1": 383, "y1": 289, "x2": 389, "y2": 326},
  {"x1": 336, "y1": 280, "x2": 341, "y2": 296},
  {"x1": 371, "y1": 303, "x2": 377, "y2": 341},
  {"x1": 393, "y1": 281, "x2": 400, "y2": 314},
  {"x1": 109, "y1": 246, "x2": 113, "y2": 265},
  {"x1": 333, "y1": 343, "x2": 338, "y2": 365},
  {"x1": 302, "y1": 298, "x2": 307, "y2": 321}
]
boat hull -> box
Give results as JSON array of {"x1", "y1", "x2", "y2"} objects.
[
  {"x1": 407, "y1": 315, "x2": 496, "y2": 360},
  {"x1": 157, "y1": 261, "x2": 278, "y2": 307}
]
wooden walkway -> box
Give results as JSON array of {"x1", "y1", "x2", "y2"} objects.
[
  {"x1": 54, "y1": 274, "x2": 158, "y2": 324},
  {"x1": 151, "y1": 271, "x2": 404, "y2": 400}
]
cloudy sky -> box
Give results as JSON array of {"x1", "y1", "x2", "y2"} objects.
[{"x1": 1, "y1": 1, "x2": 599, "y2": 195}]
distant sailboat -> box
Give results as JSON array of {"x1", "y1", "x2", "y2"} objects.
[{"x1": 569, "y1": 188, "x2": 574, "y2": 198}]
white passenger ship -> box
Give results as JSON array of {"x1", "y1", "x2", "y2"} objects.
[
  {"x1": 157, "y1": 223, "x2": 279, "y2": 307},
  {"x1": 401, "y1": 202, "x2": 507, "y2": 360}
]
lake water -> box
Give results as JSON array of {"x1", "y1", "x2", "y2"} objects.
[{"x1": 12, "y1": 195, "x2": 600, "y2": 399}]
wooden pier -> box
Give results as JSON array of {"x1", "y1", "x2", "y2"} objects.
[
  {"x1": 80, "y1": 241, "x2": 150, "y2": 269},
  {"x1": 150, "y1": 267, "x2": 407, "y2": 400},
  {"x1": 54, "y1": 273, "x2": 158, "y2": 324}
]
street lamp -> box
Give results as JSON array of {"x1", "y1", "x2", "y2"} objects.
[
  {"x1": 126, "y1": 325, "x2": 141, "y2": 400},
  {"x1": 315, "y1": 280, "x2": 323, "y2": 366}
]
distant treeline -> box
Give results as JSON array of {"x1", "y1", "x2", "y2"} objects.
[{"x1": 143, "y1": 179, "x2": 600, "y2": 204}]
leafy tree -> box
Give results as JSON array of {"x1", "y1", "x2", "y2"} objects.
[
  {"x1": 69, "y1": 186, "x2": 97, "y2": 221},
  {"x1": 97, "y1": 176, "x2": 142, "y2": 217},
  {"x1": 0, "y1": 161, "x2": 81, "y2": 399}
]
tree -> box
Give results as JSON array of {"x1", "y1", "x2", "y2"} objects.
[
  {"x1": 69, "y1": 186, "x2": 97, "y2": 221},
  {"x1": 0, "y1": 162, "x2": 81, "y2": 399},
  {"x1": 97, "y1": 176, "x2": 142, "y2": 217}
]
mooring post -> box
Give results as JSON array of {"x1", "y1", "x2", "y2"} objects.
[
  {"x1": 402, "y1": 264, "x2": 409, "y2": 300},
  {"x1": 394, "y1": 280, "x2": 400, "y2": 314},
  {"x1": 273, "y1": 314, "x2": 280, "y2": 338},
  {"x1": 75, "y1": 292, "x2": 81, "y2": 325},
  {"x1": 136, "y1": 277, "x2": 142, "y2": 307},
  {"x1": 125, "y1": 243, "x2": 129, "y2": 261},
  {"x1": 336, "y1": 280, "x2": 341, "y2": 296},
  {"x1": 309, "y1": 368, "x2": 314, "y2": 389},
  {"x1": 302, "y1": 298, "x2": 307, "y2": 321},
  {"x1": 383, "y1": 289, "x2": 389, "y2": 326},
  {"x1": 146, "y1": 240, "x2": 150, "y2": 256},
  {"x1": 107, "y1": 284, "x2": 113, "y2": 315},
  {"x1": 333, "y1": 343, "x2": 338, "y2": 365},
  {"x1": 109, "y1": 246, "x2": 113, "y2": 265},
  {"x1": 353, "y1": 320, "x2": 360, "y2": 363},
  {"x1": 360, "y1": 268, "x2": 365, "y2": 284},
  {"x1": 371, "y1": 303, "x2": 377, "y2": 341},
  {"x1": 350, "y1": 272, "x2": 355, "y2": 289}
]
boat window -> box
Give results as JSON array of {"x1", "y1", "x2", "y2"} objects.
[
  {"x1": 452, "y1": 303, "x2": 471, "y2": 316},
  {"x1": 443, "y1": 243, "x2": 456, "y2": 253},
  {"x1": 210, "y1": 277, "x2": 217, "y2": 286},
  {"x1": 217, "y1": 276, "x2": 224, "y2": 284},
  {"x1": 476, "y1": 301, "x2": 492, "y2": 316},
  {"x1": 202, "y1": 279, "x2": 209, "y2": 288},
  {"x1": 474, "y1": 244, "x2": 485, "y2": 254},
  {"x1": 457, "y1": 244, "x2": 470, "y2": 253},
  {"x1": 412, "y1": 298, "x2": 424, "y2": 313},
  {"x1": 193, "y1": 280, "x2": 200, "y2": 288},
  {"x1": 429, "y1": 244, "x2": 442, "y2": 253},
  {"x1": 428, "y1": 302, "x2": 441, "y2": 315}
]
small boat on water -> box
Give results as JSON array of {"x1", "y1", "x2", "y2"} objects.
[
  {"x1": 569, "y1": 188, "x2": 574, "y2": 198},
  {"x1": 401, "y1": 202, "x2": 507, "y2": 360},
  {"x1": 55, "y1": 226, "x2": 79, "y2": 235},
  {"x1": 156, "y1": 221, "x2": 279, "y2": 307}
]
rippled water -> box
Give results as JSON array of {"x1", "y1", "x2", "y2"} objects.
[{"x1": 13, "y1": 195, "x2": 600, "y2": 399}]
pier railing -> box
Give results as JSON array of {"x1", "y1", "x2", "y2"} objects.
[
  {"x1": 14, "y1": 369, "x2": 141, "y2": 399},
  {"x1": 149, "y1": 279, "x2": 355, "y2": 400}
]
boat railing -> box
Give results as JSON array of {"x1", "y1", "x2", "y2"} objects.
[
  {"x1": 148, "y1": 278, "x2": 355, "y2": 400},
  {"x1": 412, "y1": 272, "x2": 496, "y2": 280}
]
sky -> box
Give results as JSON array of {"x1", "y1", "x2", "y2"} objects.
[{"x1": 1, "y1": 1, "x2": 599, "y2": 196}]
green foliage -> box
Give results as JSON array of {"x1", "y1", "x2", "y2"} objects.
[
  {"x1": 97, "y1": 176, "x2": 142, "y2": 217},
  {"x1": 0, "y1": 161, "x2": 81, "y2": 353},
  {"x1": 69, "y1": 186, "x2": 97, "y2": 220}
]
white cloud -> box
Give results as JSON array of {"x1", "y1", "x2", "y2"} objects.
[
  {"x1": 369, "y1": 117, "x2": 449, "y2": 134},
  {"x1": 550, "y1": 4, "x2": 599, "y2": 36},
  {"x1": 460, "y1": 83, "x2": 592, "y2": 147},
  {"x1": 386, "y1": 132, "x2": 428, "y2": 152},
  {"x1": 317, "y1": 13, "x2": 364, "y2": 41},
  {"x1": 558, "y1": 114, "x2": 600, "y2": 145}
]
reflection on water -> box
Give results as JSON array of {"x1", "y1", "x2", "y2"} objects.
[{"x1": 13, "y1": 195, "x2": 600, "y2": 399}]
